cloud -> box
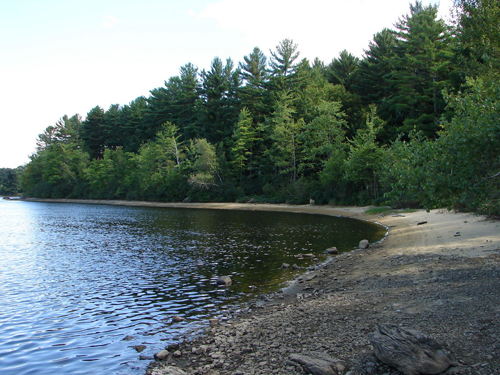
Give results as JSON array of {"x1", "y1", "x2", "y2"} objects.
[
  {"x1": 102, "y1": 15, "x2": 118, "y2": 29},
  {"x1": 194, "y1": 0, "x2": 456, "y2": 62}
]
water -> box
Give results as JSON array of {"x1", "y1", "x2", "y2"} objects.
[{"x1": 0, "y1": 200, "x2": 386, "y2": 374}]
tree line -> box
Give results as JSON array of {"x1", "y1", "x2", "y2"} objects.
[{"x1": 20, "y1": 1, "x2": 500, "y2": 216}]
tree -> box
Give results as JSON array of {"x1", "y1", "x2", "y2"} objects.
[
  {"x1": 344, "y1": 105, "x2": 386, "y2": 202},
  {"x1": 326, "y1": 50, "x2": 360, "y2": 91},
  {"x1": 199, "y1": 57, "x2": 241, "y2": 144},
  {"x1": 386, "y1": 1, "x2": 454, "y2": 138},
  {"x1": 188, "y1": 139, "x2": 221, "y2": 190},
  {"x1": 454, "y1": 0, "x2": 500, "y2": 76},
  {"x1": 266, "y1": 92, "x2": 304, "y2": 185},
  {"x1": 230, "y1": 108, "x2": 258, "y2": 182},
  {"x1": 268, "y1": 39, "x2": 300, "y2": 93},
  {"x1": 238, "y1": 47, "x2": 270, "y2": 123},
  {"x1": 81, "y1": 106, "x2": 105, "y2": 159}
]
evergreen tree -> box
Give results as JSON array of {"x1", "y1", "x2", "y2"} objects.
[
  {"x1": 230, "y1": 108, "x2": 258, "y2": 183},
  {"x1": 326, "y1": 50, "x2": 360, "y2": 91},
  {"x1": 199, "y1": 58, "x2": 241, "y2": 144},
  {"x1": 386, "y1": 1, "x2": 454, "y2": 138},
  {"x1": 238, "y1": 47, "x2": 270, "y2": 123},
  {"x1": 81, "y1": 106, "x2": 106, "y2": 159}
]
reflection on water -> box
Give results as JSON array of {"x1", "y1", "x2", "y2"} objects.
[{"x1": 0, "y1": 200, "x2": 385, "y2": 374}]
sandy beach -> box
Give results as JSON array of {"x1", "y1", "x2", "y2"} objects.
[{"x1": 25, "y1": 199, "x2": 500, "y2": 374}]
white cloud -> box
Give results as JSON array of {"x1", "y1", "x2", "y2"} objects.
[
  {"x1": 195, "y1": 0, "x2": 456, "y2": 62},
  {"x1": 102, "y1": 15, "x2": 118, "y2": 29}
]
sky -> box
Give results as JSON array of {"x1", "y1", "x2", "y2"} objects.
[{"x1": 0, "y1": 0, "x2": 454, "y2": 168}]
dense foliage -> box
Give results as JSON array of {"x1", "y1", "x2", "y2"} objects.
[
  {"x1": 20, "y1": 1, "x2": 500, "y2": 215},
  {"x1": 0, "y1": 168, "x2": 22, "y2": 196}
]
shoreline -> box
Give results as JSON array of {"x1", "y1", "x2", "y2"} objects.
[{"x1": 24, "y1": 199, "x2": 500, "y2": 374}]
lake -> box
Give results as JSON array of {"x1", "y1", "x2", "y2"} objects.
[{"x1": 0, "y1": 199, "x2": 386, "y2": 374}]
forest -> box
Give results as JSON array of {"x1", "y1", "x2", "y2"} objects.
[{"x1": 18, "y1": 1, "x2": 500, "y2": 216}]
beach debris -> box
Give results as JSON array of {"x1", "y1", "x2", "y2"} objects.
[
  {"x1": 368, "y1": 324, "x2": 457, "y2": 375},
  {"x1": 359, "y1": 239, "x2": 370, "y2": 249},
  {"x1": 454, "y1": 232, "x2": 461, "y2": 237},
  {"x1": 417, "y1": 221, "x2": 428, "y2": 225}
]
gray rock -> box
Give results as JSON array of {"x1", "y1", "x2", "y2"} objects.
[
  {"x1": 359, "y1": 239, "x2": 370, "y2": 249},
  {"x1": 133, "y1": 344, "x2": 147, "y2": 352},
  {"x1": 282, "y1": 263, "x2": 290, "y2": 269},
  {"x1": 290, "y1": 353, "x2": 341, "y2": 375},
  {"x1": 216, "y1": 275, "x2": 232, "y2": 286},
  {"x1": 325, "y1": 247, "x2": 339, "y2": 254},
  {"x1": 154, "y1": 349, "x2": 171, "y2": 361},
  {"x1": 182, "y1": 197, "x2": 191, "y2": 203},
  {"x1": 149, "y1": 366, "x2": 188, "y2": 375},
  {"x1": 368, "y1": 324, "x2": 457, "y2": 375}
]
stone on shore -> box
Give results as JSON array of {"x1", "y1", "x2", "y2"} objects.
[
  {"x1": 149, "y1": 366, "x2": 187, "y2": 375},
  {"x1": 325, "y1": 246, "x2": 339, "y2": 254},
  {"x1": 154, "y1": 349, "x2": 171, "y2": 361},
  {"x1": 216, "y1": 275, "x2": 232, "y2": 286},
  {"x1": 368, "y1": 324, "x2": 457, "y2": 375},
  {"x1": 290, "y1": 353, "x2": 344, "y2": 375},
  {"x1": 359, "y1": 239, "x2": 370, "y2": 249}
]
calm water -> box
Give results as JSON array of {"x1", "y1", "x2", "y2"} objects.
[{"x1": 0, "y1": 200, "x2": 385, "y2": 374}]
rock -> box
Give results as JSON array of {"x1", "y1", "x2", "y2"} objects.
[
  {"x1": 149, "y1": 366, "x2": 188, "y2": 375},
  {"x1": 303, "y1": 253, "x2": 315, "y2": 258},
  {"x1": 325, "y1": 247, "x2": 339, "y2": 254},
  {"x1": 209, "y1": 318, "x2": 219, "y2": 326},
  {"x1": 292, "y1": 264, "x2": 300, "y2": 270},
  {"x1": 172, "y1": 316, "x2": 184, "y2": 323},
  {"x1": 134, "y1": 344, "x2": 147, "y2": 352},
  {"x1": 154, "y1": 349, "x2": 171, "y2": 361},
  {"x1": 368, "y1": 324, "x2": 457, "y2": 375},
  {"x1": 122, "y1": 335, "x2": 134, "y2": 341},
  {"x1": 282, "y1": 263, "x2": 290, "y2": 269},
  {"x1": 310, "y1": 199, "x2": 316, "y2": 205},
  {"x1": 359, "y1": 240, "x2": 370, "y2": 249},
  {"x1": 182, "y1": 197, "x2": 191, "y2": 203},
  {"x1": 216, "y1": 275, "x2": 232, "y2": 286},
  {"x1": 290, "y1": 353, "x2": 342, "y2": 375},
  {"x1": 139, "y1": 355, "x2": 153, "y2": 360}
]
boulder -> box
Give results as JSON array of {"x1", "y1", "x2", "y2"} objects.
[
  {"x1": 325, "y1": 247, "x2": 339, "y2": 255},
  {"x1": 133, "y1": 345, "x2": 147, "y2": 353},
  {"x1": 150, "y1": 366, "x2": 187, "y2": 375},
  {"x1": 182, "y1": 197, "x2": 191, "y2": 203},
  {"x1": 154, "y1": 349, "x2": 171, "y2": 361},
  {"x1": 172, "y1": 316, "x2": 184, "y2": 323},
  {"x1": 216, "y1": 276, "x2": 232, "y2": 286},
  {"x1": 359, "y1": 239, "x2": 370, "y2": 249},
  {"x1": 290, "y1": 353, "x2": 343, "y2": 375},
  {"x1": 282, "y1": 263, "x2": 290, "y2": 269},
  {"x1": 368, "y1": 324, "x2": 457, "y2": 375}
]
